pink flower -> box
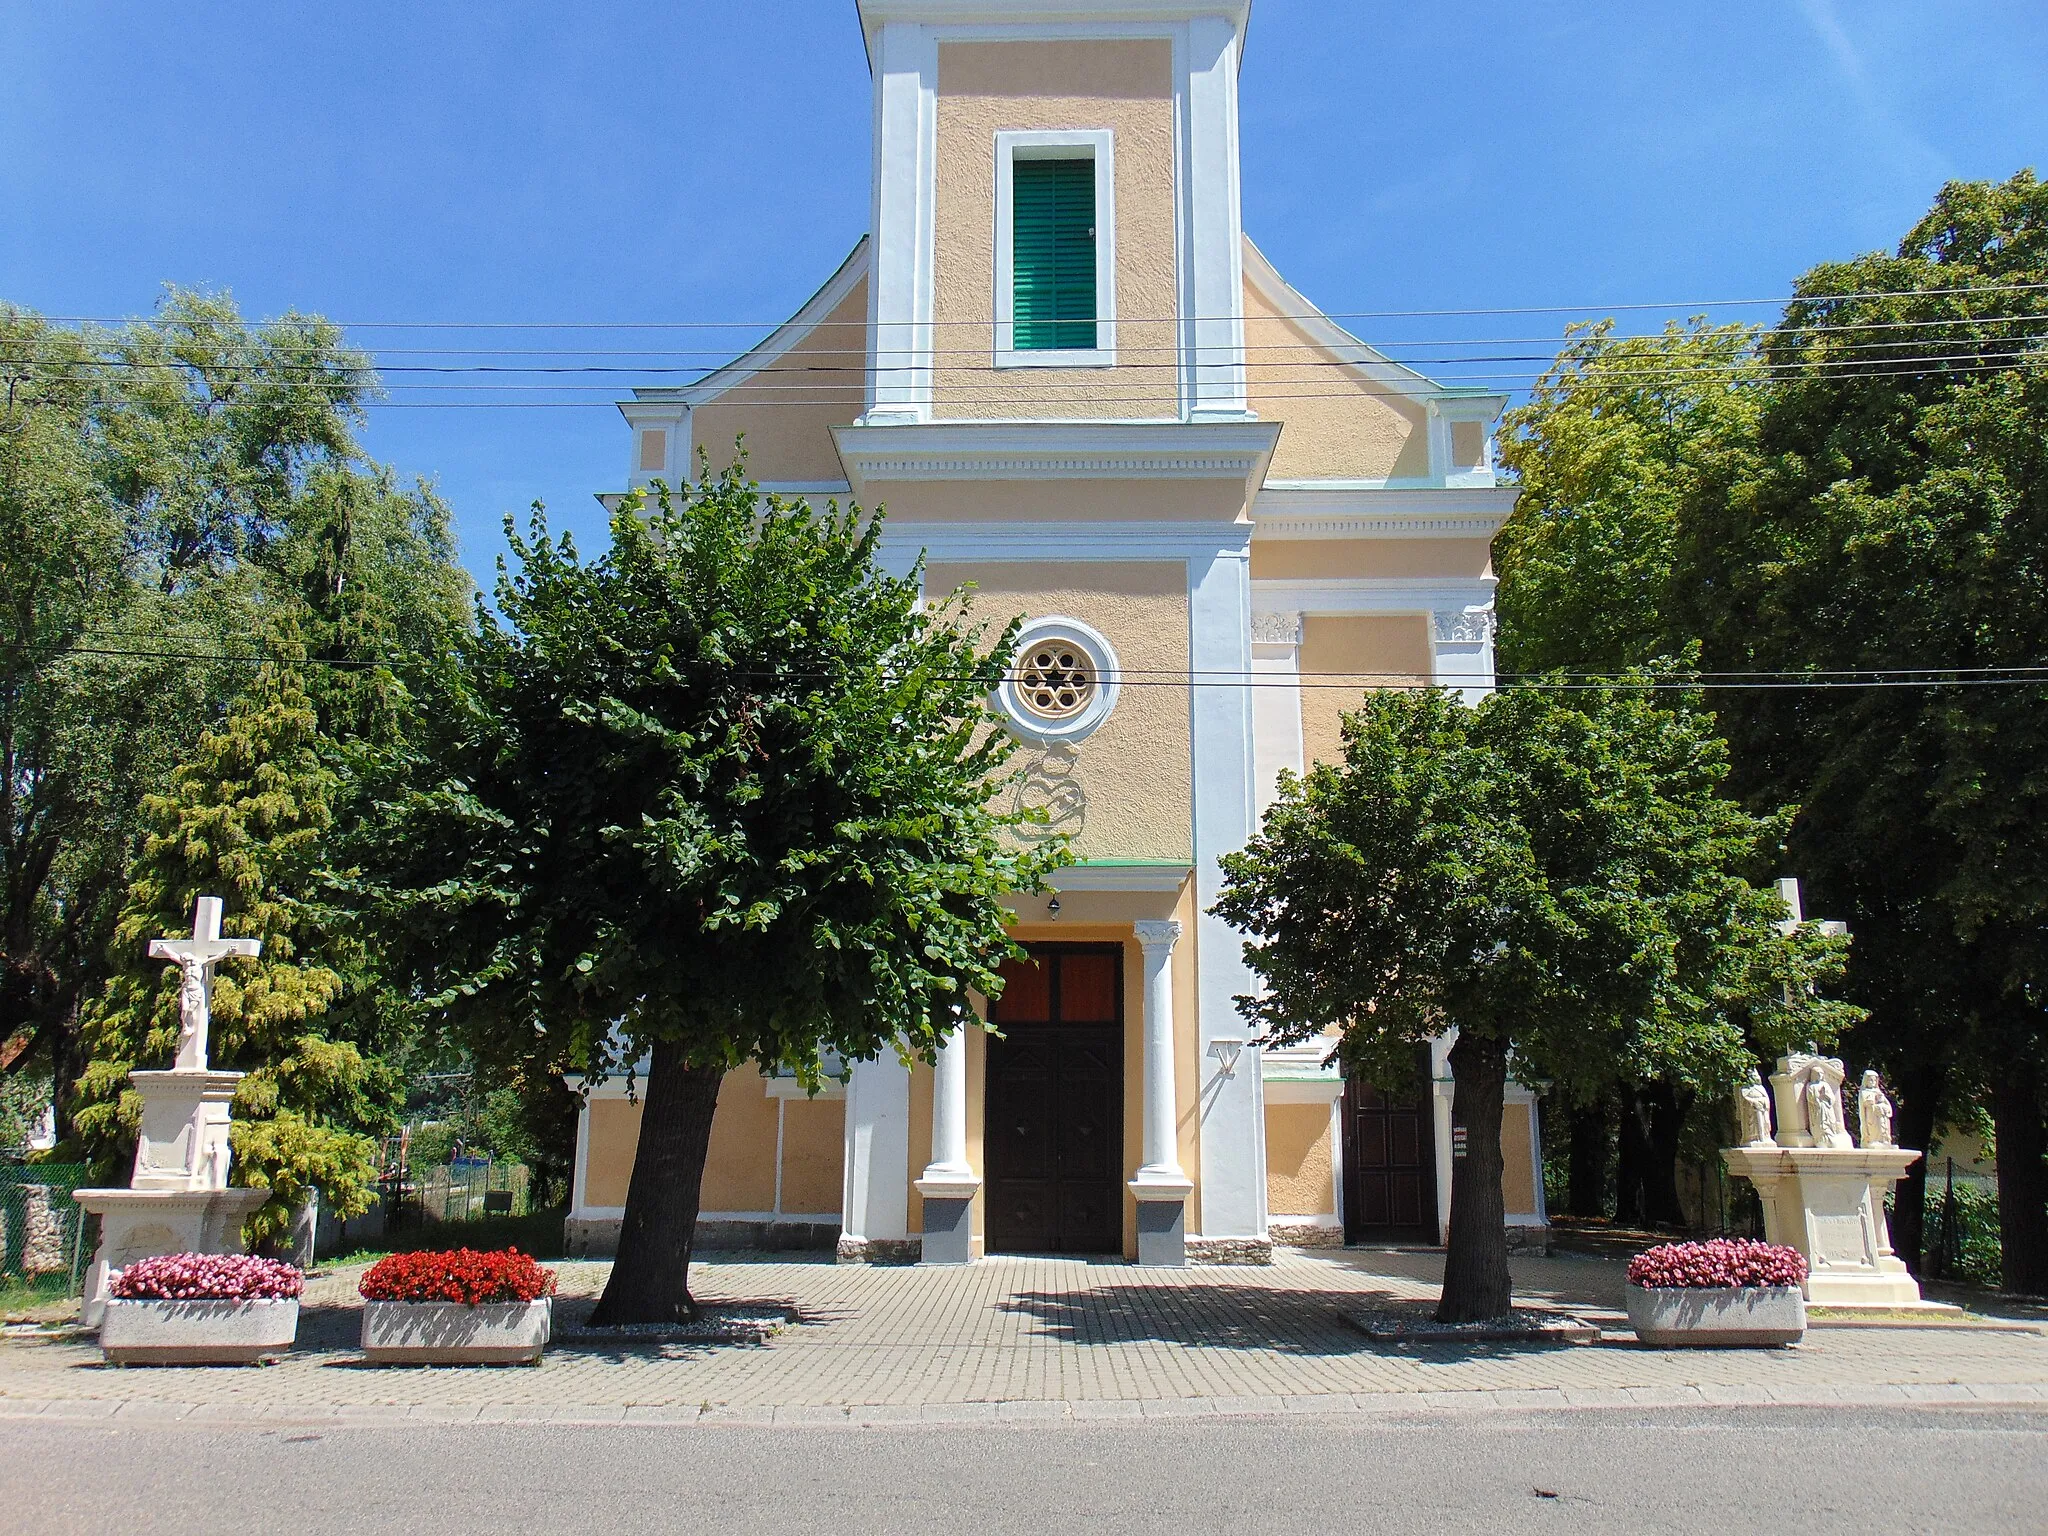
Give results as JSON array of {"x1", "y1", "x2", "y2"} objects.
[
  {"x1": 1626, "y1": 1239, "x2": 1806, "y2": 1289},
  {"x1": 110, "y1": 1253, "x2": 305, "y2": 1301}
]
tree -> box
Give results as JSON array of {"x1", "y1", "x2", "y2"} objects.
[
  {"x1": 1675, "y1": 171, "x2": 2048, "y2": 1289},
  {"x1": 378, "y1": 467, "x2": 1063, "y2": 1323},
  {"x1": 1215, "y1": 682, "x2": 1853, "y2": 1321},
  {"x1": 1495, "y1": 318, "x2": 1763, "y2": 676},
  {"x1": 0, "y1": 290, "x2": 468, "y2": 1141},
  {"x1": 71, "y1": 655, "x2": 390, "y2": 1238}
]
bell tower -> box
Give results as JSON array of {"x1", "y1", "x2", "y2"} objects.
[{"x1": 856, "y1": 1, "x2": 1255, "y2": 425}]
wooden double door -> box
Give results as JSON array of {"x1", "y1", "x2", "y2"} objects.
[
  {"x1": 1342, "y1": 1052, "x2": 1440, "y2": 1244},
  {"x1": 983, "y1": 944, "x2": 1124, "y2": 1255}
]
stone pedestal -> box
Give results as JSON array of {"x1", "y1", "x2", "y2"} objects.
[
  {"x1": 72, "y1": 1187, "x2": 268, "y2": 1328},
  {"x1": 1722, "y1": 1145, "x2": 1934, "y2": 1308},
  {"x1": 129, "y1": 1070, "x2": 242, "y2": 1191}
]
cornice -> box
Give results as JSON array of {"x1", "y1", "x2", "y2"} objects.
[
  {"x1": 832, "y1": 419, "x2": 1282, "y2": 497},
  {"x1": 1251, "y1": 484, "x2": 1518, "y2": 541},
  {"x1": 858, "y1": 0, "x2": 1253, "y2": 56}
]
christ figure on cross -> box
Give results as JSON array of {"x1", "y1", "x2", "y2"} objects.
[{"x1": 148, "y1": 896, "x2": 262, "y2": 1072}]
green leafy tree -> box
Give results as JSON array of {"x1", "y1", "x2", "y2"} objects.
[
  {"x1": 73, "y1": 656, "x2": 388, "y2": 1238},
  {"x1": 1674, "y1": 170, "x2": 2048, "y2": 1289},
  {"x1": 1215, "y1": 683, "x2": 1853, "y2": 1321},
  {"x1": 1495, "y1": 318, "x2": 1763, "y2": 675},
  {"x1": 1, "y1": 290, "x2": 467, "y2": 1143},
  {"x1": 378, "y1": 467, "x2": 1063, "y2": 1323}
]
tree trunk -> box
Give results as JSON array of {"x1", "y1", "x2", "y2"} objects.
[
  {"x1": 588, "y1": 1039, "x2": 726, "y2": 1326},
  {"x1": 1565, "y1": 1096, "x2": 1609, "y2": 1219},
  {"x1": 1614, "y1": 1086, "x2": 1649, "y2": 1225},
  {"x1": 1436, "y1": 1031, "x2": 1512, "y2": 1323},
  {"x1": 1888, "y1": 1060, "x2": 1945, "y2": 1274},
  {"x1": 1640, "y1": 1079, "x2": 1691, "y2": 1228},
  {"x1": 1991, "y1": 1060, "x2": 2048, "y2": 1297}
]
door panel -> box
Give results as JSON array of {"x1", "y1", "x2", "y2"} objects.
[
  {"x1": 985, "y1": 946, "x2": 1125, "y2": 1255},
  {"x1": 1342, "y1": 1055, "x2": 1439, "y2": 1245}
]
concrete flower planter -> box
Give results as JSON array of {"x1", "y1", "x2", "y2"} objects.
[
  {"x1": 360, "y1": 1298, "x2": 552, "y2": 1365},
  {"x1": 98, "y1": 1298, "x2": 300, "y2": 1365},
  {"x1": 1626, "y1": 1285, "x2": 1806, "y2": 1347}
]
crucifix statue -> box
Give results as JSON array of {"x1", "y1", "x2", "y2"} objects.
[{"x1": 148, "y1": 896, "x2": 261, "y2": 1072}]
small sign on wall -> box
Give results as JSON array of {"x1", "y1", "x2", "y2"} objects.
[{"x1": 1451, "y1": 1124, "x2": 1469, "y2": 1160}]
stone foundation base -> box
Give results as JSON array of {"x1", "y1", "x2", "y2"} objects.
[
  {"x1": 564, "y1": 1217, "x2": 840, "y2": 1259},
  {"x1": 1186, "y1": 1237, "x2": 1274, "y2": 1266},
  {"x1": 1268, "y1": 1221, "x2": 1343, "y2": 1249},
  {"x1": 1505, "y1": 1224, "x2": 1550, "y2": 1256},
  {"x1": 836, "y1": 1236, "x2": 922, "y2": 1265}
]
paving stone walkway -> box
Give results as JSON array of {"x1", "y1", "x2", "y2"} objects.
[{"x1": 3, "y1": 1247, "x2": 2044, "y2": 1425}]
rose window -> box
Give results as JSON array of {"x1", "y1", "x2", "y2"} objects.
[{"x1": 1017, "y1": 642, "x2": 1095, "y2": 722}]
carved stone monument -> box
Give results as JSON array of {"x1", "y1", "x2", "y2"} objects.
[
  {"x1": 1724, "y1": 1054, "x2": 1943, "y2": 1311},
  {"x1": 74, "y1": 897, "x2": 268, "y2": 1327}
]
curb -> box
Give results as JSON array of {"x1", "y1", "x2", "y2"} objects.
[{"x1": 1, "y1": 1381, "x2": 2042, "y2": 1428}]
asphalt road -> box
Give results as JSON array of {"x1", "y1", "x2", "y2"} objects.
[{"x1": 4, "y1": 1407, "x2": 2044, "y2": 1534}]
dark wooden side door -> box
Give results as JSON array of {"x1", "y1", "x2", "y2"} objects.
[
  {"x1": 984, "y1": 945, "x2": 1124, "y2": 1255},
  {"x1": 1342, "y1": 1052, "x2": 1439, "y2": 1244}
]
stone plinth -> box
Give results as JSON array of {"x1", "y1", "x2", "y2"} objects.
[
  {"x1": 128, "y1": 1070, "x2": 242, "y2": 1192},
  {"x1": 72, "y1": 1187, "x2": 268, "y2": 1329},
  {"x1": 1721, "y1": 1145, "x2": 1930, "y2": 1308}
]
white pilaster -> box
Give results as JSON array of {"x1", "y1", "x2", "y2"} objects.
[
  {"x1": 1181, "y1": 16, "x2": 1249, "y2": 422},
  {"x1": 840, "y1": 1052, "x2": 912, "y2": 1257},
  {"x1": 1250, "y1": 610, "x2": 1304, "y2": 821},
  {"x1": 1430, "y1": 607, "x2": 1498, "y2": 705},
  {"x1": 1189, "y1": 539, "x2": 1266, "y2": 1240},
  {"x1": 863, "y1": 21, "x2": 937, "y2": 425},
  {"x1": 1130, "y1": 919, "x2": 1189, "y2": 1192}
]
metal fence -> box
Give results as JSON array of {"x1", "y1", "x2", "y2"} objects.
[
  {"x1": 393, "y1": 1162, "x2": 534, "y2": 1226},
  {"x1": 0, "y1": 1164, "x2": 91, "y2": 1299}
]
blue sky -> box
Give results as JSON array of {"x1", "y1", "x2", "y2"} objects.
[{"x1": 4, "y1": 0, "x2": 2043, "y2": 585}]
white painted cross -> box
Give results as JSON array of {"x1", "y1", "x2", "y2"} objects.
[{"x1": 147, "y1": 896, "x2": 261, "y2": 1072}]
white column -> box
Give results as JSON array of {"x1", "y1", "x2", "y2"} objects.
[
  {"x1": 1181, "y1": 17, "x2": 1250, "y2": 421},
  {"x1": 1130, "y1": 920, "x2": 1189, "y2": 1191},
  {"x1": 862, "y1": 21, "x2": 936, "y2": 425},
  {"x1": 918, "y1": 1024, "x2": 975, "y2": 1188}
]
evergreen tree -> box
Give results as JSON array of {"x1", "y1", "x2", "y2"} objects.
[{"x1": 73, "y1": 653, "x2": 387, "y2": 1238}]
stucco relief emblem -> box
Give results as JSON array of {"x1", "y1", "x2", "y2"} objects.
[
  {"x1": 1013, "y1": 742, "x2": 1087, "y2": 841},
  {"x1": 1430, "y1": 608, "x2": 1498, "y2": 645}
]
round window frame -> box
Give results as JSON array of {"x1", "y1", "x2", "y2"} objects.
[{"x1": 997, "y1": 616, "x2": 1121, "y2": 745}]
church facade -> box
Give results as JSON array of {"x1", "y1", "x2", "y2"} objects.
[{"x1": 567, "y1": 0, "x2": 1547, "y2": 1265}]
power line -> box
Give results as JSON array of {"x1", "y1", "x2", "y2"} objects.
[{"x1": 19, "y1": 277, "x2": 2048, "y2": 331}]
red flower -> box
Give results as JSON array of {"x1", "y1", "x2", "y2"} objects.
[
  {"x1": 358, "y1": 1248, "x2": 556, "y2": 1305},
  {"x1": 1626, "y1": 1239, "x2": 1807, "y2": 1289}
]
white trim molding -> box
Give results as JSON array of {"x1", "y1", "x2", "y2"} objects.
[
  {"x1": 1252, "y1": 576, "x2": 1498, "y2": 617},
  {"x1": 1046, "y1": 861, "x2": 1191, "y2": 892},
  {"x1": 832, "y1": 418, "x2": 1281, "y2": 498},
  {"x1": 994, "y1": 129, "x2": 1117, "y2": 369},
  {"x1": 1252, "y1": 484, "x2": 1518, "y2": 540}
]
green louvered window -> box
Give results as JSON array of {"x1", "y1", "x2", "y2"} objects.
[{"x1": 1012, "y1": 157, "x2": 1098, "y2": 351}]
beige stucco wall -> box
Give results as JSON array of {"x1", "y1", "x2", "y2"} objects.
[
  {"x1": 692, "y1": 277, "x2": 867, "y2": 485},
  {"x1": 924, "y1": 560, "x2": 1192, "y2": 862},
  {"x1": 1265, "y1": 1103, "x2": 1336, "y2": 1217},
  {"x1": 1500, "y1": 1101, "x2": 1536, "y2": 1214},
  {"x1": 780, "y1": 1097, "x2": 846, "y2": 1216},
  {"x1": 1246, "y1": 269, "x2": 1431, "y2": 481},
  {"x1": 1296, "y1": 614, "x2": 1435, "y2": 769},
  {"x1": 582, "y1": 1099, "x2": 642, "y2": 1210},
  {"x1": 700, "y1": 1069, "x2": 781, "y2": 1212},
  {"x1": 1250, "y1": 537, "x2": 1493, "y2": 581},
  {"x1": 871, "y1": 478, "x2": 1251, "y2": 524},
  {"x1": 932, "y1": 40, "x2": 1179, "y2": 421}
]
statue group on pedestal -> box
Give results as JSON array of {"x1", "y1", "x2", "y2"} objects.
[{"x1": 1735, "y1": 1048, "x2": 1895, "y2": 1151}]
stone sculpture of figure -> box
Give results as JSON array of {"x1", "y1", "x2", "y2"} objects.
[
  {"x1": 173, "y1": 952, "x2": 211, "y2": 1072},
  {"x1": 1806, "y1": 1073, "x2": 1852, "y2": 1149},
  {"x1": 1857, "y1": 1069, "x2": 1896, "y2": 1148},
  {"x1": 1737, "y1": 1068, "x2": 1776, "y2": 1147}
]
